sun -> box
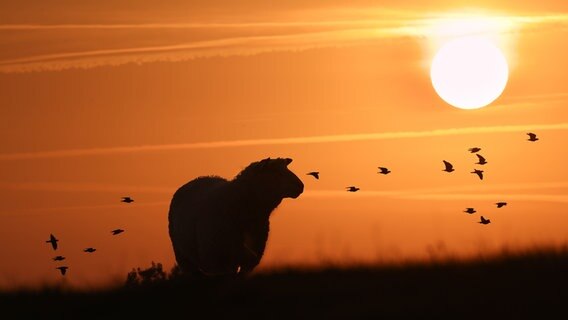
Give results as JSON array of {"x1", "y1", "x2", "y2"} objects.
[{"x1": 430, "y1": 36, "x2": 509, "y2": 110}]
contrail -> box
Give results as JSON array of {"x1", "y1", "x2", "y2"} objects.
[
  {"x1": 0, "y1": 28, "x2": 392, "y2": 73},
  {"x1": 0, "y1": 20, "x2": 404, "y2": 30},
  {"x1": 1, "y1": 13, "x2": 566, "y2": 30},
  {"x1": 304, "y1": 190, "x2": 568, "y2": 203},
  {"x1": 0, "y1": 122, "x2": 566, "y2": 161},
  {"x1": 3, "y1": 201, "x2": 170, "y2": 218},
  {"x1": 1, "y1": 13, "x2": 567, "y2": 73},
  {"x1": 393, "y1": 193, "x2": 568, "y2": 203},
  {"x1": 303, "y1": 181, "x2": 568, "y2": 199},
  {"x1": 0, "y1": 181, "x2": 173, "y2": 194}
]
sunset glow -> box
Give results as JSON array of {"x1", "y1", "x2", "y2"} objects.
[{"x1": 1, "y1": 1, "x2": 568, "y2": 292}]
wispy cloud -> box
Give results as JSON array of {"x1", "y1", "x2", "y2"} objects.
[
  {"x1": 394, "y1": 193, "x2": 568, "y2": 203},
  {"x1": 304, "y1": 181, "x2": 568, "y2": 203},
  {"x1": 0, "y1": 20, "x2": 404, "y2": 30},
  {"x1": 1, "y1": 13, "x2": 567, "y2": 73},
  {"x1": 2, "y1": 201, "x2": 170, "y2": 218},
  {"x1": 0, "y1": 28, "x2": 398, "y2": 73},
  {"x1": 306, "y1": 191, "x2": 568, "y2": 204},
  {"x1": 0, "y1": 181, "x2": 172, "y2": 194},
  {"x1": 0, "y1": 122, "x2": 566, "y2": 161}
]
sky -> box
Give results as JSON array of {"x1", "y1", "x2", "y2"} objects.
[{"x1": 1, "y1": 0, "x2": 568, "y2": 290}]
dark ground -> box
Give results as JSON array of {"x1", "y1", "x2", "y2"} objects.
[{"x1": 2, "y1": 247, "x2": 567, "y2": 319}]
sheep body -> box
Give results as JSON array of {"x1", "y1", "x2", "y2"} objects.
[{"x1": 168, "y1": 158, "x2": 303, "y2": 276}]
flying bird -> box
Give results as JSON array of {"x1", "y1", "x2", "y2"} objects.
[
  {"x1": 83, "y1": 247, "x2": 97, "y2": 253},
  {"x1": 478, "y1": 216, "x2": 491, "y2": 225},
  {"x1": 46, "y1": 234, "x2": 59, "y2": 250},
  {"x1": 377, "y1": 167, "x2": 391, "y2": 175},
  {"x1": 527, "y1": 132, "x2": 539, "y2": 142},
  {"x1": 306, "y1": 172, "x2": 319, "y2": 179},
  {"x1": 496, "y1": 202, "x2": 508, "y2": 208},
  {"x1": 52, "y1": 255, "x2": 65, "y2": 261},
  {"x1": 56, "y1": 266, "x2": 69, "y2": 276},
  {"x1": 464, "y1": 208, "x2": 476, "y2": 214},
  {"x1": 121, "y1": 197, "x2": 134, "y2": 203},
  {"x1": 471, "y1": 169, "x2": 484, "y2": 180},
  {"x1": 442, "y1": 160, "x2": 455, "y2": 173},
  {"x1": 346, "y1": 186, "x2": 360, "y2": 192},
  {"x1": 111, "y1": 229, "x2": 125, "y2": 235},
  {"x1": 468, "y1": 147, "x2": 481, "y2": 153},
  {"x1": 475, "y1": 154, "x2": 487, "y2": 165}
]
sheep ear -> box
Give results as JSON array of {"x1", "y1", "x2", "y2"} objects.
[{"x1": 284, "y1": 158, "x2": 293, "y2": 165}]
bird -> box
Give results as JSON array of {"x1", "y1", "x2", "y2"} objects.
[
  {"x1": 346, "y1": 186, "x2": 360, "y2": 192},
  {"x1": 468, "y1": 147, "x2": 481, "y2": 153},
  {"x1": 377, "y1": 167, "x2": 391, "y2": 175},
  {"x1": 496, "y1": 202, "x2": 508, "y2": 208},
  {"x1": 471, "y1": 169, "x2": 484, "y2": 180},
  {"x1": 56, "y1": 266, "x2": 69, "y2": 276},
  {"x1": 111, "y1": 229, "x2": 125, "y2": 235},
  {"x1": 478, "y1": 216, "x2": 491, "y2": 225},
  {"x1": 46, "y1": 234, "x2": 59, "y2": 250},
  {"x1": 121, "y1": 196, "x2": 134, "y2": 203},
  {"x1": 52, "y1": 255, "x2": 65, "y2": 261},
  {"x1": 527, "y1": 132, "x2": 539, "y2": 142},
  {"x1": 83, "y1": 247, "x2": 96, "y2": 253},
  {"x1": 442, "y1": 160, "x2": 455, "y2": 172},
  {"x1": 306, "y1": 172, "x2": 319, "y2": 179},
  {"x1": 464, "y1": 208, "x2": 476, "y2": 214},
  {"x1": 475, "y1": 154, "x2": 488, "y2": 165}
]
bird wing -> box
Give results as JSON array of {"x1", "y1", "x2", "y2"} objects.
[
  {"x1": 477, "y1": 171, "x2": 484, "y2": 180},
  {"x1": 51, "y1": 239, "x2": 57, "y2": 250},
  {"x1": 443, "y1": 161, "x2": 453, "y2": 170},
  {"x1": 476, "y1": 154, "x2": 486, "y2": 162}
]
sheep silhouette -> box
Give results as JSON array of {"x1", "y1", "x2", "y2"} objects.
[{"x1": 168, "y1": 157, "x2": 304, "y2": 277}]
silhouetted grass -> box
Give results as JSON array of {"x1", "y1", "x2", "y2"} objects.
[{"x1": 2, "y1": 245, "x2": 567, "y2": 319}]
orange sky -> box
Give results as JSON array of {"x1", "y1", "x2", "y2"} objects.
[{"x1": 1, "y1": 0, "x2": 568, "y2": 290}]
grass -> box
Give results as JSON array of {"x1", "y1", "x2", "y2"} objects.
[{"x1": 1, "y1": 246, "x2": 567, "y2": 319}]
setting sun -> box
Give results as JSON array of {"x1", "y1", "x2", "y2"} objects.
[{"x1": 430, "y1": 36, "x2": 509, "y2": 109}]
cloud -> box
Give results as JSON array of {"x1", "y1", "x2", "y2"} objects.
[
  {"x1": 3, "y1": 201, "x2": 170, "y2": 218},
  {"x1": 0, "y1": 122, "x2": 567, "y2": 161},
  {"x1": 393, "y1": 193, "x2": 568, "y2": 203},
  {"x1": 1, "y1": 13, "x2": 567, "y2": 73},
  {"x1": 0, "y1": 20, "x2": 404, "y2": 30},
  {"x1": 0, "y1": 28, "x2": 401, "y2": 73},
  {"x1": 0, "y1": 181, "x2": 172, "y2": 194},
  {"x1": 304, "y1": 181, "x2": 568, "y2": 203}
]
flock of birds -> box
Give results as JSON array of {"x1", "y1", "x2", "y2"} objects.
[
  {"x1": 306, "y1": 132, "x2": 540, "y2": 225},
  {"x1": 46, "y1": 196, "x2": 133, "y2": 276},
  {"x1": 46, "y1": 132, "x2": 539, "y2": 276}
]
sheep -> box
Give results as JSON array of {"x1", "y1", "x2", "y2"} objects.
[{"x1": 168, "y1": 157, "x2": 304, "y2": 277}]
